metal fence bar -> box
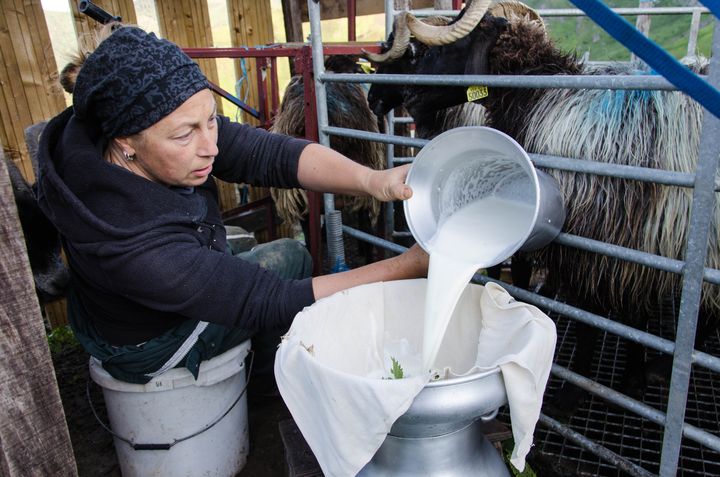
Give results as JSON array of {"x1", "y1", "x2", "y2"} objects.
[
  {"x1": 382, "y1": 0, "x2": 397, "y2": 248},
  {"x1": 659, "y1": 22, "x2": 720, "y2": 477},
  {"x1": 535, "y1": 7, "x2": 710, "y2": 18},
  {"x1": 308, "y1": 0, "x2": 343, "y2": 272},
  {"x1": 530, "y1": 153, "x2": 720, "y2": 191},
  {"x1": 476, "y1": 275, "x2": 720, "y2": 374},
  {"x1": 538, "y1": 413, "x2": 656, "y2": 477},
  {"x1": 323, "y1": 125, "x2": 428, "y2": 148},
  {"x1": 554, "y1": 233, "x2": 720, "y2": 286},
  {"x1": 411, "y1": 7, "x2": 710, "y2": 18},
  {"x1": 551, "y1": 364, "x2": 720, "y2": 453},
  {"x1": 325, "y1": 125, "x2": 720, "y2": 192},
  {"x1": 322, "y1": 72, "x2": 686, "y2": 90},
  {"x1": 342, "y1": 224, "x2": 408, "y2": 255}
]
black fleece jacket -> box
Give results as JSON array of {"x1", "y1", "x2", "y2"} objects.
[{"x1": 37, "y1": 108, "x2": 315, "y2": 344}]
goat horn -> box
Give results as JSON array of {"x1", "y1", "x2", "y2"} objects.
[
  {"x1": 363, "y1": 12, "x2": 411, "y2": 63},
  {"x1": 488, "y1": 1, "x2": 545, "y2": 30},
  {"x1": 406, "y1": 0, "x2": 492, "y2": 46}
]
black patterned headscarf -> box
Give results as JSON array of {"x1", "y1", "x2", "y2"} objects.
[{"x1": 72, "y1": 26, "x2": 209, "y2": 139}]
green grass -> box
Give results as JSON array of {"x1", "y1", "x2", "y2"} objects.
[
  {"x1": 527, "y1": 0, "x2": 713, "y2": 61},
  {"x1": 47, "y1": 325, "x2": 80, "y2": 355}
]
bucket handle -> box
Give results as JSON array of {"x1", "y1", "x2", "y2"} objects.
[{"x1": 86, "y1": 350, "x2": 254, "y2": 451}]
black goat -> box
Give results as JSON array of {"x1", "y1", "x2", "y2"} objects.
[{"x1": 6, "y1": 155, "x2": 69, "y2": 304}]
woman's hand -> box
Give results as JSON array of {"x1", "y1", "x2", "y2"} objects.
[
  {"x1": 364, "y1": 164, "x2": 413, "y2": 202},
  {"x1": 394, "y1": 243, "x2": 429, "y2": 278}
]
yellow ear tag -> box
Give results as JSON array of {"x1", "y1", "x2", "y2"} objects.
[
  {"x1": 359, "y1": 62, "x2": 375, "y2": 74},
  {"x1": 466, "y1": 85, "x2": 489, "y2": 102}
]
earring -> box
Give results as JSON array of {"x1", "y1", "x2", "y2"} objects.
[{"x1": 123, "y1": 151, "x2": 135, "y2": 161}]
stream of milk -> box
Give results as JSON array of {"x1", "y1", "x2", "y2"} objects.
[{"x1": 421, "y1": 196, "x2": 536, "y2": 371}]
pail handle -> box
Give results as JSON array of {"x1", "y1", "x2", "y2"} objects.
[{"x1": 86, "y1": 350, "x2": 254, "y2": 451}]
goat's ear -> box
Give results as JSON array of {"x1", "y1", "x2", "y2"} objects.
[{"x1": 463, "y1": 16, "x2": 506, "y2": 76}]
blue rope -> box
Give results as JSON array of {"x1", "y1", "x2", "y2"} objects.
[
  {"x1": 569, "y1": 0, "x2": 720, "y2": 119},
  {"x1": 235, "y1": 55, "x2": 250, "y2": 121}
]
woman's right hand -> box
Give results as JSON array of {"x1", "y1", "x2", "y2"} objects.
[{"x1": 395, "y1": 243, "x2": 429, "y2": 279}]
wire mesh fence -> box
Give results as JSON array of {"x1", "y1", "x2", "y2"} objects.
[{"x1": 505, "y1": 294, "x2": 720, "y2": 476}]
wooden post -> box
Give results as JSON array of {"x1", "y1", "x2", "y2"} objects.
[
  {"x1": 0, "y1": 154, "x2": 77, "y2": 476},
  {"x1": 281, "y1": 0, "x2": 303, "y2": 43},
  {"x1": 632, "y1": 0, "x2": 653, "y2": 64},
  {"x1": 687, "y1": 9, "x2": 702, "y2": 57}
]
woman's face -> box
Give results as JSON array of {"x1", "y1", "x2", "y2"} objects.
[{"x1": 118, "y1": 89, "x2": 219, "y2": 188}]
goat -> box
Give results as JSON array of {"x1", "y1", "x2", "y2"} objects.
[
  {"x1": 6, "y1": 155, "x2": 69, "y2": 304},
  {"x1": 366, "y1": 0, "x2": 719, "y2": 411},
  {"x1": 269, "y1": 56, "x2": 386, "y2": 264}
]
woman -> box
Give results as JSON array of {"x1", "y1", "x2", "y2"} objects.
[{"x1": 37, "y1": 25, "x2": 428, "y2": 385}]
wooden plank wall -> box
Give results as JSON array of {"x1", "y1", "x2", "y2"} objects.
[
  {"x1": 0, "y1": 153, "x2": 77, "y2": 475},
  {"x1": 227, "y1": 0, "x2": 274, "y2": 127},
  {"x1": 0, "y1": 0, "x2": 66, "y2": 182},
  {"x1": 1, "y1": 0, "x2": 69, "y2": 329},
  {"x1": 226, "y1": 0, "x2": 284, "y2": 239},
  {"x1": 155, "y1": 0, "x2": 240, "y2": 211}
]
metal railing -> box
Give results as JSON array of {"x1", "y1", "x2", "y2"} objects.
[{"x1": 307, "y1": 1, "x2": 720, "y2": 476}]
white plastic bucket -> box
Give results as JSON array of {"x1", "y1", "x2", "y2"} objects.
[{"x1": 89, "y1": 340, "x2": 251, "y2": 477}]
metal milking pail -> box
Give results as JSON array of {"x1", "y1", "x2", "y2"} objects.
[{"x1": 404, "y1": 126, "x2": 566, "y2": 262}]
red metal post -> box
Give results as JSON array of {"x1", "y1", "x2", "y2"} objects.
[
  {"x1": 452, "y1": 0, "x2": 462, "y2": 10},
  {"x1": 348, "y1": 0, "x2": 357, "y2": 42},
  {"x1": 255, "y1": 57, "x2": 269, "y2": 127},
  {"x1": 270, "y1": 57, "x2": 280, "y2": 121}
]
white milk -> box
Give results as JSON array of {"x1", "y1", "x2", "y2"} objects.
[{"x1": 422, "y1": 196, "x2": 536, "y2": 371}]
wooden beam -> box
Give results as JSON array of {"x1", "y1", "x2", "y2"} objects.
[
  {"x1": 281, "y1": 0, "x2": 303, "y2": 43},
  {"x1": 0, "y1": 153, "x2": 77, "y2": 476}
]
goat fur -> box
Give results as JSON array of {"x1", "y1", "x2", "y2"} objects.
[
  {"x1": 368, "y1": 9, "x2": 719, "y2": 342},
  {"x1": 6, "y1": 156, "x2": 69, "y2": 304},
  {"x1": 270, "y1": 61, "x2": 385, "y2": 226}
]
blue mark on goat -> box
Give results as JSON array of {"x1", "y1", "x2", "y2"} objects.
[{"x1": 590, "y1": 87, "x2": 656, "y2": 125}]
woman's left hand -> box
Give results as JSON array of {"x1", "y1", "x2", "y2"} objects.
[{"x1": 365, "y1": 164, "x2": 412, "y2": 202}]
